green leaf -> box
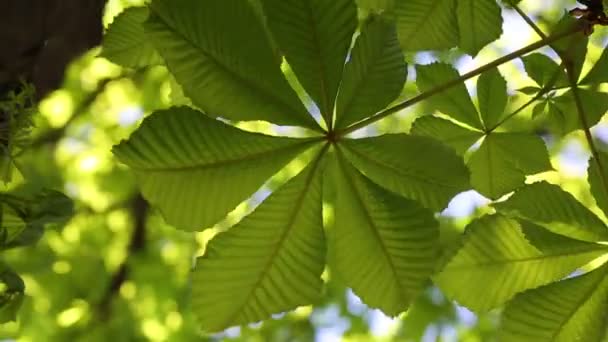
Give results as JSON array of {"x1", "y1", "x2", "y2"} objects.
[
  {"x1": 330, "y1": 152, "x2": 439, "y2": 316},
  {"x1": 477, "y1": 68, "x2": 507, "y2": 129},
  {"x1": 113, "y1": 107, "x2": 318, "y2": 231},
  {"x1": 0, "y1": 190, "x2": 73, "y2": 250},
  {"x1": 552, "y1": 89, "x2": 608, "y2": 135},
  {"x1": 435, "y1": 215, "x2": 608, "y2": 312},
  {"x1": 416, "y1": 63, "x2": 483, "y2": 129},
  {"x1": 335, "y1": 17, "x2": 406, "y2": 129},
  {"x1": 468, "y1": 133, "x2": 552, "y2": 199},
  {"x1": 0, "y1": 264, "x2": 24, "y2": 323},
  {"x1": 588, "y1": 152, "x2": 608, "y2": 219},
  {"x1": 410, "y1": 116, "x2": 482, "y2": 156},
  {"x1": 521, "y1": 53, "x2": 568, "y2": 88},
  {"x1": 191, "y1": 156, "x2": 326, "y2": 332},
  {"x1": 262, "y1": 0, "x2": 357, "y2": 124},
  {"x1": 341, "y1": 134, "x2": 470, "y2": 211},
  {"x1": 495, "y1": 181, "x2": 608, "y2": 242},
  {"x1": 101, "y1": 7, "x2": 164, "y2": 68},
  {"x1": 145, "y1": 0, "x2": 319, "y2": 129},
  {"x1": 456, "y1": 0, "x2": 503, "y2": 56},
  {"x1": 500, "y1": 265, "x2": 608, "y2": 342},
  {"x1": 550, "y1": 15, "x2": 588, "y2": 82},
  {"x1": 580, "y1": 45, "x2": 608, "y2": 85},
  {"x1": 396, "y1": 0, "x2": 458, "y2": 52}
]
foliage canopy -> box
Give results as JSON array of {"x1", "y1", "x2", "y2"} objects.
[{"x1": 4, "y1": 0, "x2": 608, "y2": 340}]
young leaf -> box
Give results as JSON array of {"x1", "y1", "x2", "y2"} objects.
[
  {"x1": 396, "y1": 0, "x2": 458, "y2": 52},
  {"x1": 113, "y1": 107, "x2": 319, "y2": 231},
  {"x1": 477, "y1": 67, "x2": 507, "y2": 129},
  {"x1": 191, "y1": 156, "x2": 326, "y2": 332},
  {"x1": 456, "y1": 0, "x2": 503, "y2": 56},
  {"x1": 580, "y1": 44, "x2": 608, "y2": 85},
  {"x1": 550, "y1": 15, "x2": 588, "y2": 82},
  {"x1": 589, "y1": 152, "x2": 608, "y2": 219},
  {"x1": 410, "y1": 116, "x2": 482, "y2": 156},
  {"x1": 435, "y1": 215, "x2": 608, "y2": 312},
  {"x1": 467, "y1": 133, "x2": 552, "y2": 199},
  {"x1": 145, "y1": 0, "x2": 319, "y2": 129},
  {"x1": 521, "y1": 53, "x2": 568, "y2": 88},
  {"x1": 261, "y1": 0, "x2": 357, "y2": 124},
  {"x1": 500, "y1": 265, "x2": 608, "y2": 342},
  {"x1": 335, "y1": 17, "x2": 406, "y2": 129},
  {"x1": 495, "y1": 181, "x2": 608, "y2": 242},
  {"x1": 341, "y1": 134, "x2": 470, "y2": 211},
  {"x1": 416, "y1": 63, "x2": 483, "y2": 129},
  {"x1": 551, "y1": 89, "x2": 608, "y2": 135},
  {"x1": 101, "y1": 7, "x2": 164, "y2": 68},
  {"x1": 330, "y1": 152, "x2": 439, "y2": 316}
]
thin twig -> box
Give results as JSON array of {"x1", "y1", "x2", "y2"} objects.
[{"x1": 336, "y1": 22, "x2": 585, "y2": 136}]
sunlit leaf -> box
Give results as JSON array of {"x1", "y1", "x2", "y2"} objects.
[
  {"x1": 329, "y1": 152, "x2": 439, "y2": 316},
  {"x1": 145, "y1": 0, "x2": 319, "y2": 129},
  {"x1": 435, "y1": 215, "x2": 608, "y2": 312},
  {"x1": 396, "y1": 0, "x2": 458, "y2": 52},
  {"x1": 456, "y1": 0, "x2": 503, "y2": 56},
  {"x1": 262, "y1": 0, "x2": 357, "y2": 124},
  {"x1": 335, "y1": 17, "x2": 406, "y2": 129},
  {"x1": 495, "y1": 181, "x2": 608, "y2": 242},
  {"x1": 580, "y1": 44, "x2": 608, "y2": 85},
  {"x1": 468, "y1": 133, "x2": 552, "y2": 199},
  {"x1": 477, "y1": 67, "x2": 507, "y2": 129},
  {"x1": 521, "y1": 53, "x2": 568, "y2": 88},
  {"x1": 101, "y1": 7, "x2": 164, "y2": 68},
  {"x1": 410, "y1": 116, "x2": 482, "y2": 156},
  {"x1": 416, "y1": 63, "x2": 483, "y2": 129},
  {"x1": 500, "y1": 264, "x2": 608, "y2": 342},
  {"x1": 192, "y1": 156, "x2": 326, "y2": 332},
  {"x1": 113, "y1": 107, "x2": 319, "y2": 230},
  {"x1": 552, "y1": 89, "x2": 608, "y2": 135},
  {"x1": 588, "y1": 152, "x2": 608, "y2": 219},
  {"x1": 341, "y1": 134, "x2": 470, "y2": 211}
]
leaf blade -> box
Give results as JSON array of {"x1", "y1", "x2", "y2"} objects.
[
  {"x1": 396, "y1": 0, "x2": 458, "y2": 52},
  {"x1": 435, "y1": 215, "x2": 608, "y2": 312},
  {"x1": 101, "y1": 7, "x2": 164, "y2": 68},
  {"x1": 113, "y1": 107, "x2": 318, "y2": 230},
  {"x1": 145, "y1": 0, "x2": 318, "y2": 129},
  {"x1": 495, "y1": 181, "x2": 608, "y2": 242},
  {"x1": 335, "y1": 17, "x2": 406, "y2": 129},
  {"x1": 342, "y1": 134, "x2": 470, "y2": 211},
  {"x1": 192, "y1": 157, "x2": 326, "y2": 332},
  {"x1": 330, "y1": 152, "x2": 439, "y2": 316},
  {"x1": 262, "y1": 0, "x2": 357, "y2": 124},
  {"x1": 456, "y1": 0, "x2": 503, "y2": 56}
]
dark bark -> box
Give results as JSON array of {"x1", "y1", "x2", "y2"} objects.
[{"x1": 0, "y1": 0, "x2": 106, "y2": 99}]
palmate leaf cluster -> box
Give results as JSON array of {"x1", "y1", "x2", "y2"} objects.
[{"x1": 102, "y1": 0, "x2": 608, "y2": 338}]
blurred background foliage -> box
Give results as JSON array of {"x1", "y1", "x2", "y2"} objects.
[{"x1": 0, "y1": 0, "x2": 607, "y2": 341}]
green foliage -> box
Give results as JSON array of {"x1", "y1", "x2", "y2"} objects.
[
  {"x1": 396, "y1": 0, "x2": 502, "y2": 55},
  {"x1": 8, "y1": 0, "x2": 608, "y2": 339}
]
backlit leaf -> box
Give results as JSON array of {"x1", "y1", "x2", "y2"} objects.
[
  {"x1": 329, "y1": 153, "x2": 439, "y2": 315},
  {"x1": 435, "y1": 215, "x2": 608, "y2": 312},
  {"x1": 192, "y1": 156, "x2": 326, "y2": 332},
  {"x1": 335, "y1": 17, "x2": 406, "y2": 129},
  {"x1": 495, "y1": 181, "x2": 608, "y2": 242},
  {"x1": 145, "y1": 0, "x2": 319, "y2": 129},
  {"x1": 113, "y1": 107, "x2": 319, "y2": 231}
]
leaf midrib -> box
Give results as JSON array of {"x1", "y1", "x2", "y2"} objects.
[
  {"x1": 129, "y1": 139, "x2": 316, "y2": 172},
  {"x1": 220, "y1": 145, "x2": 327, "y2": 328},
  {"x1": 148, "y1": 11, "x2": 315, "y2": 128},
  {"x1": 344, "y1": 142, "x2": 464, "y2": 189},
  {"x1": 336, "y1": 149, "x2": 408, "y2": 304},
  {"x1": 549, "y1": 267, "x2": 608, "y2": 340},
  {"x1": 444, "y1": 247, "x2": 608, "y2": 271}
]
